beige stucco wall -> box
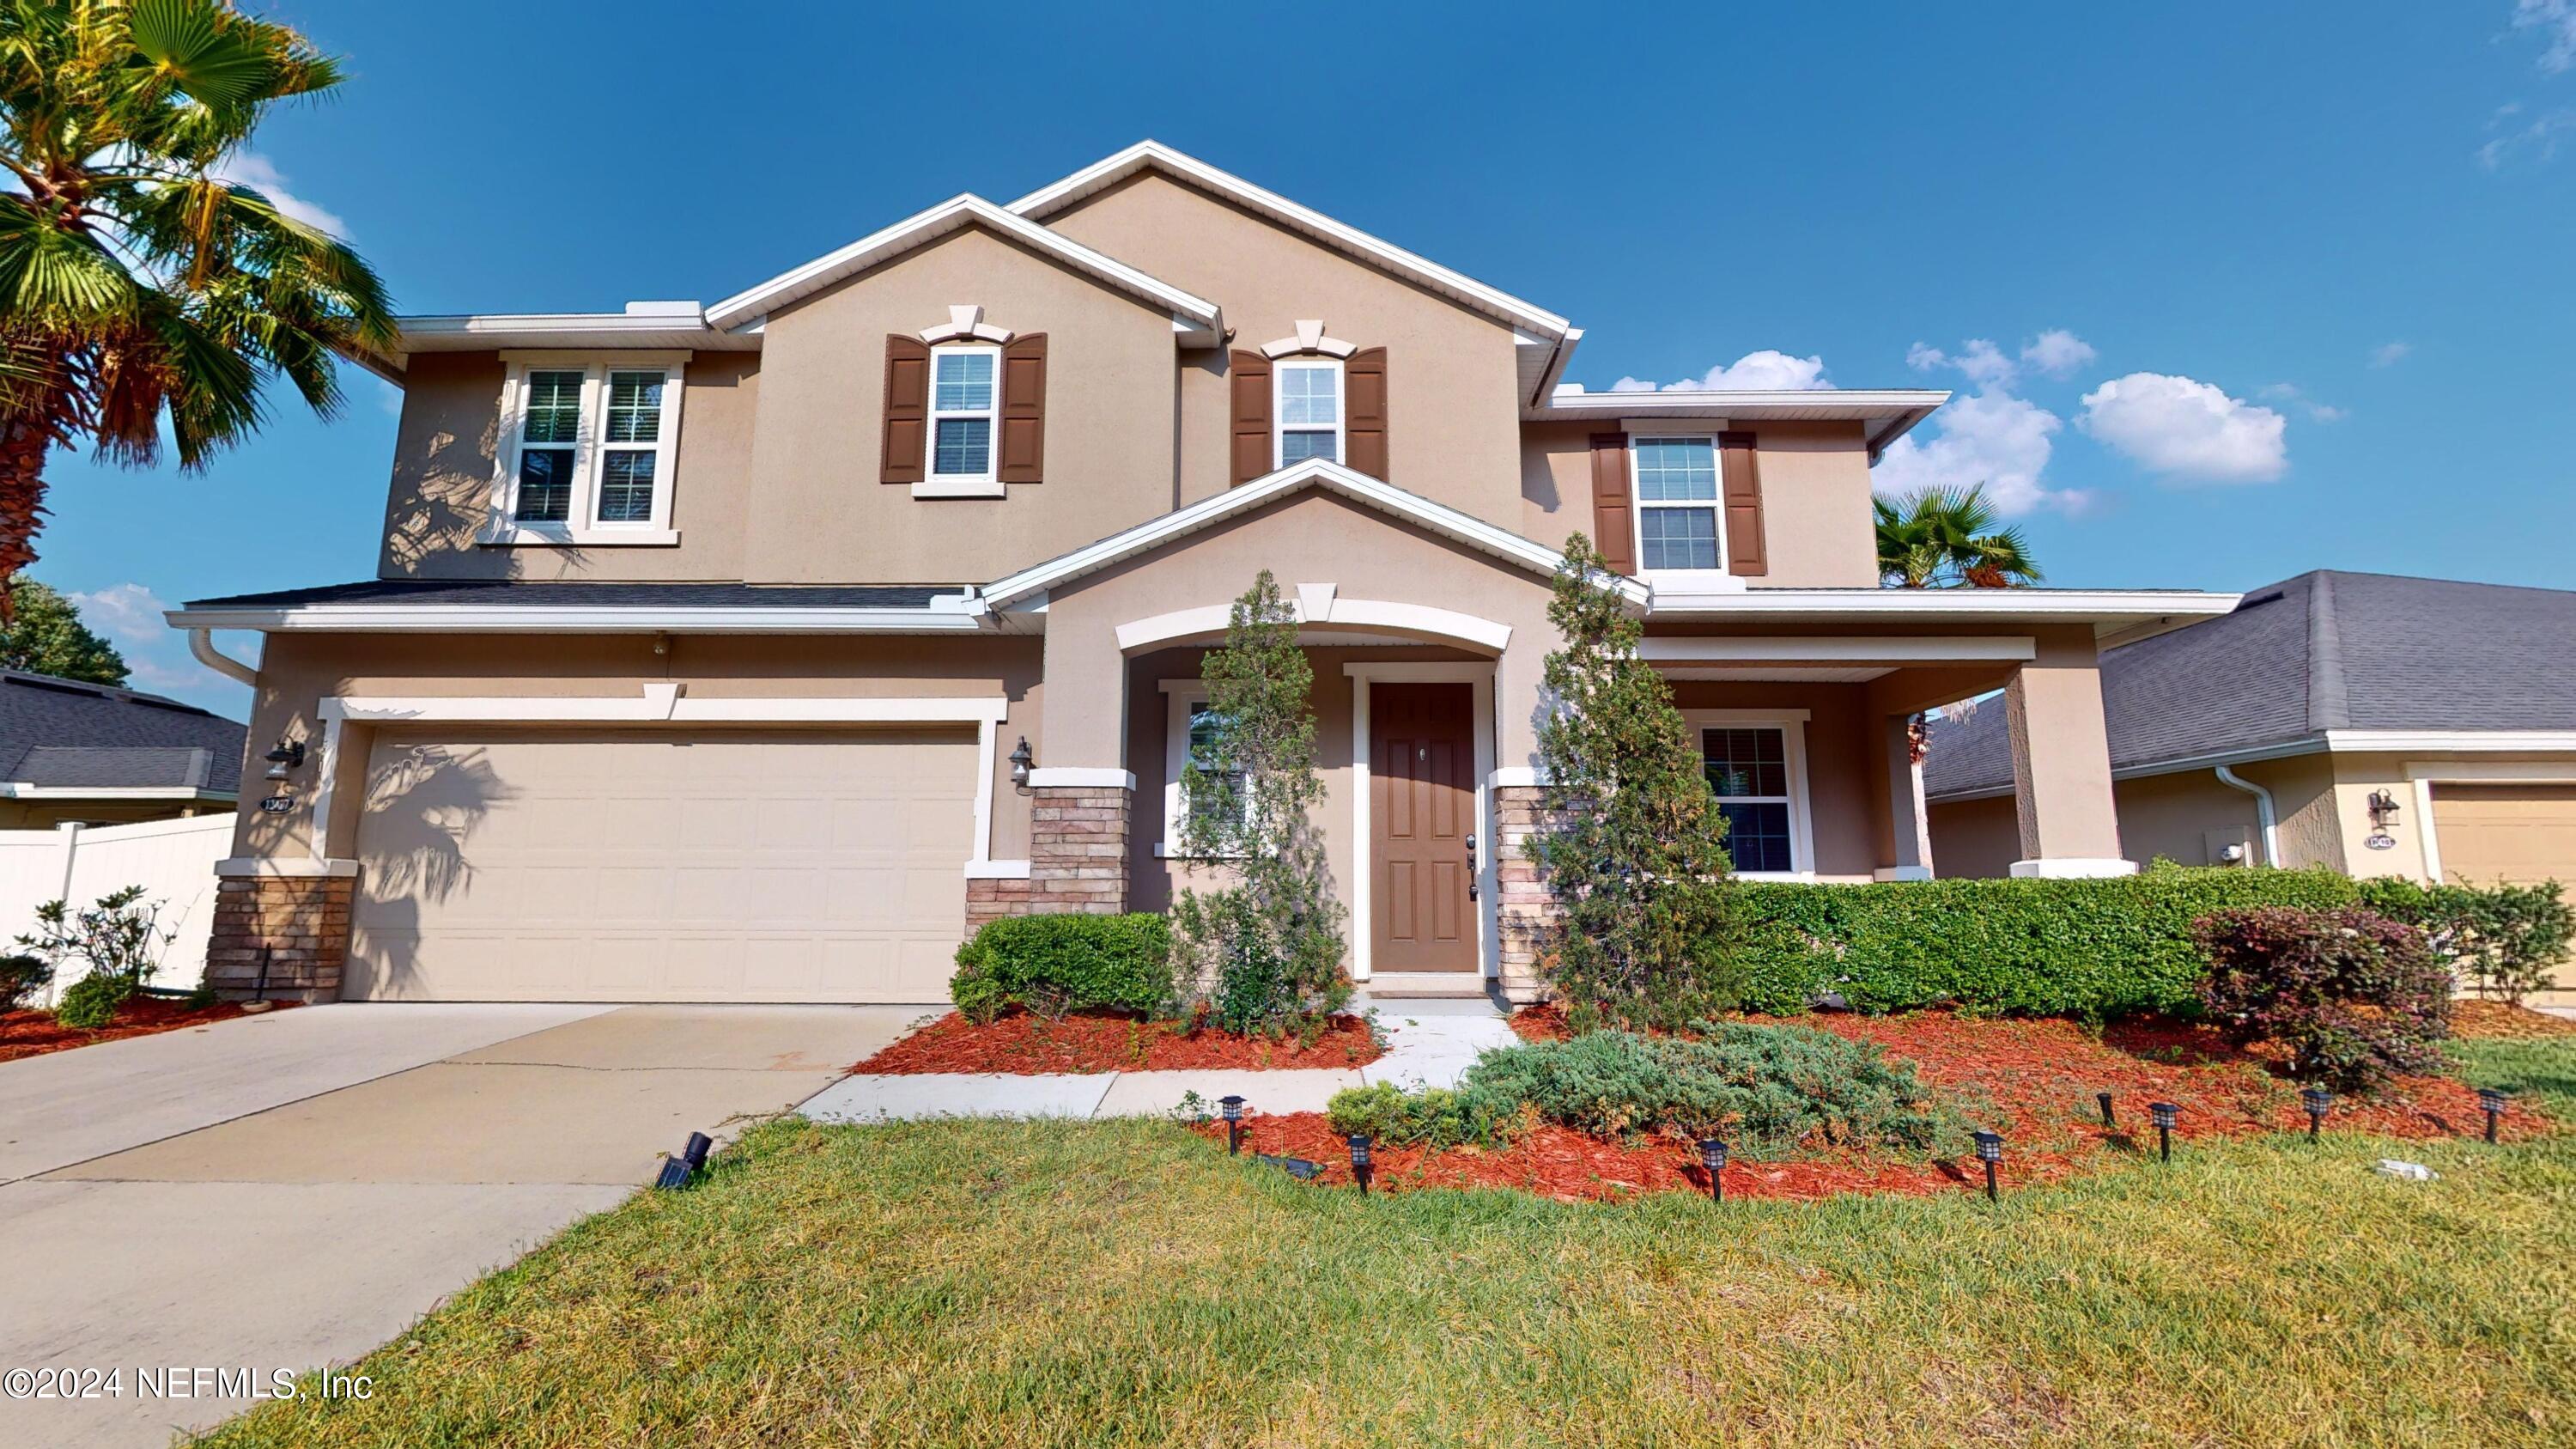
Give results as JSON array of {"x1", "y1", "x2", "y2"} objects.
[
  {"x1": 1042, "y1": 172, "x2": 1528, "y2": 522},
  {"x1": 742, "y1": 226, "x2": 1182, "y2": 583},
  {"x1": 228, "y1": 632, "x2": 1042, "y2": 866},
  {"x1": 1517, "y1": 419, "x2": 1879, "y2": 588},
  {"x1": 378, "y1": 350, "x2": 762, "y2": 581}
]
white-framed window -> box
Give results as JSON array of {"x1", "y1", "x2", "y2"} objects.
[
  {"x1": 1275, "y1": 359, "x2": 1342, "y2": 466},
  {"x1": 929, "y1": 342, "x2": 1001, "y2": 487},
  {"x1": 1631, "y1": 434, "x2": 1722, "y2": 572},
  {"x1": 489, "y1": 353, "x2": 686, "y2": 545},
  {"x1": 1159, "y1": 681, "x2": 1249, "y2": 857},
  {"x1": 1686, "y1": 709, "x2": 1813, "y2": 879}
]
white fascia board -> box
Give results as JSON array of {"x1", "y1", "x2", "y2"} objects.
[
  {"x1": 978, "y1": 458, "x2": 1647, "y2": 609},
  {"x1": 1640, "y1": 635, "x2": 2035, "y2": 664},
  {"x1": 1007, "y1": 141, "x2": 1570, "y2": 339},
  {"x1": 706, "y1": 193, "x2": 1220, "y2": 335},
  {"x1": 1532, "y1": 388, "x2": 1952, "y2": 419},
  {"x1": 392, "y1": 312, "x2": 751, "y2": 354},
  {"x1": 1646, "y1": 588, "x2": 2241, "y2": 636},
  {"x1": 0, "y1": 784, "x2": 234, "y2": 801},
  {"x1": 2323, "y1": 729, "x2": 2576, "y2": 754},
  {"x1": 161, "y1": 605, "x2": 991, "y2": 635}
]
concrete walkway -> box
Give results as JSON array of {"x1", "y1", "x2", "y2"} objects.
[
  {"x1": 0, "y1": 1002, "x2": 920, "y2": 1449},
  {"x1": 801, "y1": 998, "x2": 1519, "y2": 1123}
]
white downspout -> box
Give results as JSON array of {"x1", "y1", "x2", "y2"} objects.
[
  {"x1": 187, "y1": 628, "x2": 258, "y2": 686},
  {"x1": 2215, "y1": 765, "x2": 2279, "y2": 867}
]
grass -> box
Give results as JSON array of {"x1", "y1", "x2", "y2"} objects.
[{"x1": 198, "y1": 1039, "x2": 2576, "y2": 1449}]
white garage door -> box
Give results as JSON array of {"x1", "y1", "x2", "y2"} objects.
[
  {"x1": 2431, "y1": 783, "x2": 2576, "y2": 887},
  {"x1": 347, "y1": 728, "x2": 976, "y2": 1002}
]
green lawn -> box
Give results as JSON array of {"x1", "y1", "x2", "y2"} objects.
[{"x1": 200, "y1": 1038, "x2": 2576, "y2": 1448}]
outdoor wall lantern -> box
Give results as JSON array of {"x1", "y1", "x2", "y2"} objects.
[
  {"x1": 1220, "y1": 1094, "x2": 1246, "y2": 1155},
  {"x1": 1009, "y1": 736, "x2": 1034, "y2": 792},
  {"x1": 2366, "y1": 789, "x2": 2403, "y2": 830},
  {"x1": 1697, "y1": 1138, "x2": 1729, "y2": 1202},
  {"x1": 2479, "y1": 1087, "x2": 2510, "y2": 1144},
  {"x1": 2301, "y1": 1087, "x2": 2334, "y2": 1139},
  {"x1": 1346, "y1": 1134, "x2": 1374, "y2": 1195},
  {"x1": 2148, "y1": 1102, "x2": 2179, "y2": 1162},
  {"x1": 1971, "y1": 1130, "x2": 2004, "y2": 1202},
  {"x1": 262, "y1": 739, "x2": 306, "y2": 781}
]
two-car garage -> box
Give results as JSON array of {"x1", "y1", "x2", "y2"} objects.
[{"x1": 343, "y1": 728, "x2": 979, "y2": 1002}]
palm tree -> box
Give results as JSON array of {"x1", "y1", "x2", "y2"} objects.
[
  {"x1": 1873, "y1": 484, "x2": 2043, "y2": 589},
  {"x1": 0, "y1": 0, "x2": 392, "y2": 606}
]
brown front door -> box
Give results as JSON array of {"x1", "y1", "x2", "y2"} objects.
[{"x1": 1371, "y1": 682, "x2": 1477, "y2": 971}]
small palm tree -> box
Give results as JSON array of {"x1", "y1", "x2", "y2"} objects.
[
  {"x1": 1873, "y1": 484, "x2": 2043, "y2": 589},
  {"x1": 0, "y1": 0, "x2": 392, "y2": 605}
]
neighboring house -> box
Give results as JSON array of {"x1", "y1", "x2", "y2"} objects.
[
  {"x1": 167, "y1": 141, "x2": 2235, "y2": 1006},
  {"x1": 0, "y1": 669, "x2": 244, "y2": 828},
  {"x1": 1925, "y1": 569, "x2": 2576, "y2": 889}
]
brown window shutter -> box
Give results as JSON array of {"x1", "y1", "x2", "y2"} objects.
[
  {"x1": 1718, "y1": 429, "x2": 1768, "y2": 575},
  {"x1": 998, "y1": 333, "x2": 1047, "y2": 484},
  {"x1": 881, "y1": 335, "x2": 930, "y2": 484},
  {"x1": 1229, "y1": 350, "x2": 1272, "y2": 484},
  {"x1": 1588, "y1": 432, "x2": 1634, "y2": 574},
  {"x1": 1345, "y1": 347, "x2": 1388, "y2": 480}
]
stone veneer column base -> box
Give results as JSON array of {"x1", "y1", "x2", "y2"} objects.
[
  {"x1": 205, "y1": 874, "x2": 355, "y2": 1002},
  {"x1": 1491, "y1": 785, "x2": 1558, "y2": 1004},
  {"x1": 1029, "y1": 785, "x2": 1130, "y2": 915},
  {"x1": 965, "y1": 875, "x2": 1034, "y2": 930}
]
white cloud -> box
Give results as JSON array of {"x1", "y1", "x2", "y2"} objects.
[
  {"x1": 2258, "y1": 382, "x2": 2347, "y2": 423},
  {"x1": 2019, "y1": 329, "x2": 2098, "y2": 378},
  {"x1": 2478, "y1": 105, "x2": 2576, "y2": 168},
  {"x1": 209, "y1": 151, "x2": 349, "y2": 237},
  {"x1": 68, "y1": 582, "x2": 222, "y2": 695},
  {"x1": 1607, "y1": 350, "x2": 1832, "y2": 393},
  {"x1": 2368, "y1": 341, "x2": 2411, "y2": 367},
  {"x1": 2513, "y1": 0, "x2": 2576, "y2": 73},
  {"x1": 2078, "y1": 373, "x2": 2288, "y2": 484},
  {"x1": 1873, "y1": 390, "x2": 2086, "y2": 517},
  {"x1": 1906, "y1": 330, "x2": 2096, "y2": 390}
]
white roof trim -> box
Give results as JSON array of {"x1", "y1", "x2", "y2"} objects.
[
  {"x1": 1646, "y1": 587, "x2": 2240, "y2": 638},
  {"x1": 1535, "y1": 387, "x2": 1950, "y2": 456},
  {"x1": 706, "y1": 193, "x2": 1221, "y2": 335},
  {"x1": 0, "y1": 784, "x2": 234, "y2": 801},
  {"x1": 979, "y1": 457, "x2": 1644, "y2": 609},
  {"x1": 1008, "y1": 141, "x2": 1571, "y2": 339},
  {"x1": 1929, "y1": 729, "x2": 2576, "y2": 803},
  {"x1": 161, "y1": 603, "x2": 989, "y2": 635}
]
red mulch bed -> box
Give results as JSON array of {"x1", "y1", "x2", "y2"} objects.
[
  {"x1": 0, "y1": 996, "x2": 297, "y2": 1064},
  {"x1": 1208, "y1": 1004, "x2": 2540, "y2": 1204},
  {"x1": 855, "y1": 1009, "x2": 1383, "y2": 1074}
]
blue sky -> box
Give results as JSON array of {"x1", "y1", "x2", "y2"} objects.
[{"x1": 43, "y1": 2, "x2": 2576, "y2": 715}]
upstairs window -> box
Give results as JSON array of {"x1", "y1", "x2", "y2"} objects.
[
  {"x1": 1633, "y1": 435, "x2": 1722, "y2": 570},
  {"x1": 929, "y1": 344, "x2": 999, "y2": 484},
  {"x1": 495, "y1": 356, "x2": 685, "y2": 542},
  {"x1": 1275, "y1": 360, "x2": 1341, "y2": 465}
]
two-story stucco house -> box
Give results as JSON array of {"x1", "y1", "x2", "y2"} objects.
[{"x1": 166, "y1": 143, "x2": 2238, "y2": 1006}]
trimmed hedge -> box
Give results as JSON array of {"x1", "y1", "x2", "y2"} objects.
[
  {"x1": 949, "y1": 913, "x2": 1173, "y2": 1023},
  {"x1": 1732, "y1": 867, "x2": 2363, "y2": 1020}
]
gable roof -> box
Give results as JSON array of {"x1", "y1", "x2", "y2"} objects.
[
  {"x1": 704, "y1": 193, "x2": 1222, "y2": 337},
  {"x1": 976, "y1": 458, "x2": 1644, "y2": 610},
  {"x1": 0, "y1": 670, "x2": 246, "y2": 797},
  {"x1": 1922, "y1": 569, "x2": 2576, "y2": 798},
  {"x1": 1008, "y1": 141, "x2": 1573, "y2": 341}
]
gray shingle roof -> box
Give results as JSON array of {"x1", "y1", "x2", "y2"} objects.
[
  {"x1": 184, "y1": 579, "x2": 953, "y2": 609},
  {"x1": 0, "y1": 671, "x2": 246, "y2": 795},
  {"x1": 1922, "y1": 569, "x2": 2576, "y2": 798}
]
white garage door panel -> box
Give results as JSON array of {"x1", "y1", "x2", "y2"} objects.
[{"x1": 349, "y1": 729, "x2": 975, "y2": 1002}]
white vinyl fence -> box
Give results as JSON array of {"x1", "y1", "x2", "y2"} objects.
[{"x1": 0, "y1": 815, "x2": 232, "y2": 1000}]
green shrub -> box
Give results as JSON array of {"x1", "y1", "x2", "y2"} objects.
[
  {"x1": 2356, "y1": 877, "x2": 2572, "y2": 1006},
  {"x1": 2195, "y1": 905, "x2": 2451, "y2": 1091},
  {"x1": 949, "y1": 913, "x2": 1173, "y2": 1025},
  {"x1": 1730, "y1": 866, "x2": 2363, "y2": 1020},
  {"x1": 1336, "y1": 1024, "x2": 1965, "y2": 1159},
  {"x1": 54, "y1": 971, "x2": 132, "y2": 1030},
  {"x1": 0, "y1": 952, "x2": 50, "y2": 1010}
]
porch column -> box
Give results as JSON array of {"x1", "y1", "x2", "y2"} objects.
[
  {"x1": 2003, "y1": 629, "x2": 2132, "y2": 877},
  {"x1": 1025, "y1": 615, "x2": 1133, "y2": 915},
  {"x1": 1872, "y1": 714, "x2": 1932, "y2": 881}
]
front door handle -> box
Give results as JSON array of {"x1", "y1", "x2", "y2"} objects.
[{"x1": 1466, "y1": 831, "x2": 1479, "y2": 899}]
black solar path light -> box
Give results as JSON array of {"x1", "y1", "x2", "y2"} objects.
[
  {"x1": 2097, "y1": 1091, "x2": 2116, "y2": 1129},
  {"x1": 2479, "y1": 1087, "x2": 2510, "y2": 1144},
  {"x1": 1697, "y1": 1138, "x2": 1729, "y2": 1202},
  {"x1": 2300, "y1": 1087, "x2": 2333, "y2": 1140},
  {"x1": 654, "y1": 1131, "x2": 714, "y2": 1191},
  {"x1": 1971, "y1": 1130, "x2": 2004, "y2": 1202},
  {"x1": 1346, "y1": 1134, "x2": 1374, "y2": 1195},
  {"x1": 1219, "y1": 1094, "x2": 1246, "y2": 1155},
  {"x1": 2148, "y1": 1102, "x2": 2178, "y2": 1163}
]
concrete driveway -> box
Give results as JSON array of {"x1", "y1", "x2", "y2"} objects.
[{"x1": 0, "y1": 1001, "x2": 923, "y2": 1449}]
